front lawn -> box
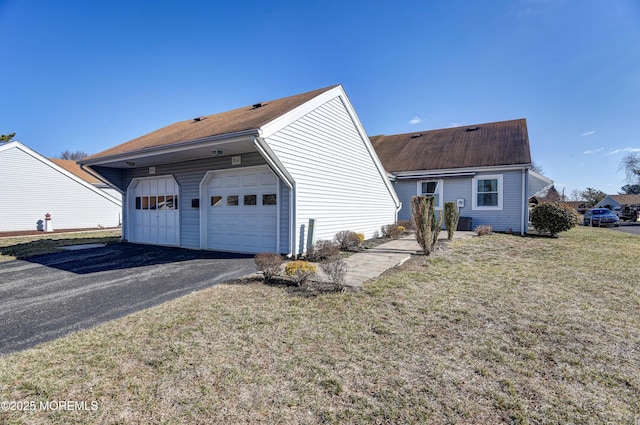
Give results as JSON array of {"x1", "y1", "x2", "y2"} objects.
[{"x1": 0, "y1": 227, "x2": 638, "y2": 424}]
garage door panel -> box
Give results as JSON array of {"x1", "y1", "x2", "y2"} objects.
[
  {"x1": 205, "y1": 167, "x2": 278, "y2": 253},
  {"x1": 130, "y1": 177, "x2": 179, "y2": 247}
]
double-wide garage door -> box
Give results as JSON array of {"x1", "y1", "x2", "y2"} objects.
[{"x1": 205, "y1": 166, "x2": 278, "y2": 253}]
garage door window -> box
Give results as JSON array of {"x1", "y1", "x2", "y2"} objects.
[
  {"x1": 244, "y1": 195, "x2": 257, "y2": 206},
  {"x1": 136, "y1": 195, "x2": 178, "y2": 210},
  {"x1": 227, "y1": 195, "x2": 239, "y2": 206},
  {"x1": 211, "y1": 196, "x2": 222, "y2": 206},
  {"x1": 263, "y1": 194, "x2": 277, "y2": 206}
]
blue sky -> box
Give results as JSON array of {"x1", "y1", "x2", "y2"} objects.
[{"x1": 1, "y1": 0, "x2": 639, "y2": 197}]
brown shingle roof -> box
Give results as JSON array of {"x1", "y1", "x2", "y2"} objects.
[
  {"x1": 606, "y1": 194, "x2": 640, "y2": 205},
  {"x1": 85, "y1": 85, "x2": 339, "y2": 161},
  {"x1": 370, "y1": 119, "x2": 532, "y2": 173},
  {"x1": 50, "y1": 158, "x2": 101, "y2": 184}
]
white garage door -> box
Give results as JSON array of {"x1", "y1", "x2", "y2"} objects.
[
  {"x1": 205, "y1": 167, "x2": 278, "y2": 253},
  {"x1": 130, "y1": 176, "x2": 179, "y2": 246}
]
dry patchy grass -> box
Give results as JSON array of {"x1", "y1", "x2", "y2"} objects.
[
  {"x1": 0, "y1": 227, "x2": 639, "y2": 424},
  {"x1": 0, "y1": 230, "x2": 121, "y2": 262}
]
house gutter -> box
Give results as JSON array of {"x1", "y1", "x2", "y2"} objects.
[
  {"x1": 80, "y1": 129, "x2": 261, "y2": 167},
  {"x1": 79, "y1": 164, "x2": 125, "y2": 195},
  {"x1": 253, "y1": 136, "x2": 297, "y2": 257},
  {"x1": 521, "y1": 166, "x2": 529, "y2": 236}
]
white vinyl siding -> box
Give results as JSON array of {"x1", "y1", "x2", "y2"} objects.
[
  {"x1": 0, "y1": 143, "x2": 121, "y2": 232},
  {"x1": 265, "y1": 96, "x2": 397, "y2": 253}
]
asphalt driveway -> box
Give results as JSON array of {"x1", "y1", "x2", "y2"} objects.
[
  {"x1": 611, "y1": 221, "x2": 640, "y2": 236},
  {"x1": 0, "y1": 243, "x2": 256, "y2": 355}
]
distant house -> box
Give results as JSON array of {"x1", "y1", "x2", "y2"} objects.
[
  {"x1": 0, "y1": 141, "x2": 122, "y2": 232},
  {"x1": 563, "y1": 201, "x2": 589, "y2": 214},
  {"x1": 595, "y1": 194, "x2": 640, "y2": 210},
  {"x1": 370, "y1": 119, "x2": 553, "y2": 235},
  {"x1": 80, "y1": 85, "x2": 400, "y2": 255},
  {"x1": 49, "y1": 158, "x2": 122, "y2": 201}
]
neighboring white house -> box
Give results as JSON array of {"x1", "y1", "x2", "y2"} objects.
[
  {"x1": 0, "y1": 141, "x2": 122, "y2": 232},
  {"x1": 80, "y1": 85, "x2": 400, "y2": 255}
]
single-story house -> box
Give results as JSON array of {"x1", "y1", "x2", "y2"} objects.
[
  {"x1": 594, "y1": 194, "x2": 640, "y2": 210},
  {"x1": 50, "y1": 158, "x2": 122, "y2": 201},
  {"x1": 0, "y1": 141, "x2": 122, "y2": 232},
  {"x1": 80, "y1": 85, "x2": 400, "y2": 255},
  {"x1": 369, "y1": 119, "x2": 553, "y2": 235}
]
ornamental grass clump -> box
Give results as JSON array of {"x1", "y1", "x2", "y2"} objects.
[
  {"x1": 285, "y1": 261, "x2": 317, "y2": 286},
  {"x1": 530, "y1": 202, "x2": 579, "y2": 237}
]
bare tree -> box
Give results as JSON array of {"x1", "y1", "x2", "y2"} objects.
[
  {"x1": 59, "y1": 150, "x2": 89, "y2": 161},
  {"x1": 620, "y1": 153, "x2": 640, "y2": 184},
  {"x1": 0, "y1": 133, "x2": 16, "y2": 143}
]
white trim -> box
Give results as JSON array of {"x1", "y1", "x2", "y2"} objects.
[
  {"x1": 393, "y1": 163, "x2": 531, "y2": 179},
  {"x1": 80, "y1": 131, "x2": 259, "y2": 166},
  {"x1": 0, "y1": 141, "x2": 122, "y2": 205},
  {"x1": 126, "y1": 175, "x2": 180, "y2": 247},
  {"x1": 528, "y1": 169, "x2": 553, "y2": 186},
  {"x1": 417, "y1": 179, "x2": 443, "y2": 209},
  {"x1": 472, "y1": 174, "x2": 504, "y2": 210},
  {"x1": 259, "y1": 85, "x2": 401, "y2": 210}
]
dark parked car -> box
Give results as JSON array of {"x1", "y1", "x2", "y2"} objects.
[{"x1": 583, "y1": 208, "x2": 620, "y2": 227}]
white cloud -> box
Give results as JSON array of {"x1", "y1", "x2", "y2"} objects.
[
  {"x1": 581, "y1": 130, "x2": 596, "y2": 136},
  {"x1": 606, "y1": 147, "x2": 640, "y2": 156},
  {"x1": 583, "y1": 147, "x2": 604, "y2": 155},
  {"x1": 408, "y1": 116, "x2": 422, "y2": 125},
  {"x1": 447, "y1": 121, "x2": 466, "y2": 128}
]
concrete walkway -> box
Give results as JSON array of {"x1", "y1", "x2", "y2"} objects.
[{"x1": 342, "y1": 232, "x2": 473, "y2": 287}]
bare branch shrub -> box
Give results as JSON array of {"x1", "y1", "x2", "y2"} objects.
[
  {"x1": 307, "y1": 240, "x2": 340, "y2": 262},
  {"x1": 334, "y1": 231, "x2": 362, "y2": 251},
  {"x1": 381, "y1": 224, "x2": 403, "y2": 239},
  {"x1": 475, "y1": 224, "x2": 493, "y2": 236},
  {"x1": 320, "y1": 255, "x2": 349, "y2": 292},
  {"x1": 254, "y1": 253, "x2": 284, "y2": 283}
]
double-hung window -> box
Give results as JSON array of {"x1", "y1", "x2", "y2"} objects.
[
  {"x1": 472, "y1": 175, "x2": 503, "y2": 210},
  {"x1": 417, "y1": 180, "x2": 443, "y2": 209}
]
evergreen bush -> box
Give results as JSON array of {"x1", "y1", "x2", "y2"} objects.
[{"x1": 530, "y1": 202, "x2": 579, "y2": 236}]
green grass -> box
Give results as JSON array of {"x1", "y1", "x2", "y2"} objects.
[
  {"x1": 0, "y1": 227, "x2": 638, "y2": 424},
  {"x1": 0, "y1": 230, "x2": 121, "y2": 262}
]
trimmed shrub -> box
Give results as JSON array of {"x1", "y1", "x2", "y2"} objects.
[
  {"x1": 285, "y1": 261, "x2": 317, "y2": 286},
  {"x1": 254, "y1": 253, "x2": 284, "y2": 283},
  {"x1": 444, "y1": 201, "x2": 461, "y2": 240},
  {"x1": 475, "y1": 224, "x2": 493, "y2": 236},
  {"x1": 307, "y1": 240, "x2": 340, "y2": 262},
  {"x1": 334, "y1": 230, "x2": 362, "y2": 251},
  {"x1": 381, "y1": 224, "x2": 403, "y2": 239},
  {"x1": 411, "y1": 196, "x2": 435, "y2": 255},
  {"x1": 397, "y1": 220, "x2": 413, "y2": 232},
  {"x1": 320, "y1": 255, "x2": 349, "y2": 292},
  {"x1": 530, "y1": 202, "x2": 579, "y2": 236}
]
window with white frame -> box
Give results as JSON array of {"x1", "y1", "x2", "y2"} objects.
[
  {"x1": 417, "y1": 180, "x2": 443, "y2": 209},
  {"x1": 472, "y1": 175, "x2": 503, "y2": 210}
]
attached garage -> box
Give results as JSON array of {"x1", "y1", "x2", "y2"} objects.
[
  {"x1": 128, "y1": 176, "x2": 180, "y2": 246},
  {"x1": 200, "y1": 166, "x2": 279, "y2": 253},
  {"x1": 81, "y1": 85, "x2": 400, "y2": 255}
]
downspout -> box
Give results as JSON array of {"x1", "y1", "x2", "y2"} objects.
[
  {"x1": 253, "y1": 136, "x2": 296, "y2": 257},
  {"x1": 521, "y1": 167, "x2": 529, "y2": 236}
]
